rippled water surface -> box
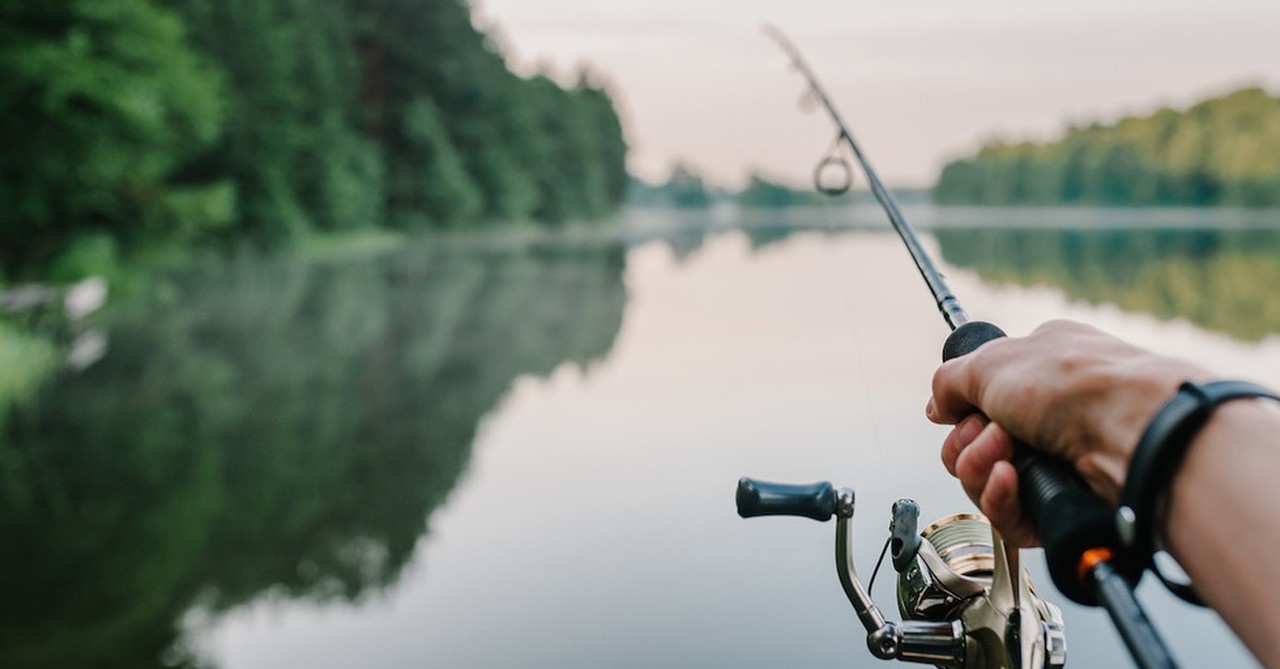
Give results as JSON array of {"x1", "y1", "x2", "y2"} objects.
[{"x1": 4, "y1": 205, "x2": 1278, "y2": 668}]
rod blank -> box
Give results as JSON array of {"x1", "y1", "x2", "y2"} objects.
[{"x1": 764, "y1": 25, "x2": 968, "y2": 330}]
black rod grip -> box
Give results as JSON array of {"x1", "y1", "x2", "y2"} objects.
[
  {"x1": 1012, "y1": 449, "x2": 1122, "y2": 604},
  {"x1": 942, "y1": 321, "x2": 1128, "y2": 605},
  {"x1": 736, "y1": 478, "x2": 837, "y2": 521}
]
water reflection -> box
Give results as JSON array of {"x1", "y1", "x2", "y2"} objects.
[
  {"x1": 935, "y1": 225, "x2": 1280, "y2": 340},
  {"x1": 5, "y1": 209, "x2": 1280, "y2": 669},
  {"x1": 192, "y1": 226, "x2": 1263, "y2": 669},
  {"x1": 0, "y1": 237, "x2": 627, "y2": 668}
]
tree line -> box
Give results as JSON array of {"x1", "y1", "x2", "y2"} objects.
[
  {"x1": 934, "y1": 87, "x2": 1280, "y2": 207},
  {"x1": 0, "y1": 0, "x2": 628, "y2": 279},
  {"x1": 628, "y1": 165, "x2": 936, "y2": 209},
  {"x1": 628, "y1": 166, "x2": 848, "y2": 208}
]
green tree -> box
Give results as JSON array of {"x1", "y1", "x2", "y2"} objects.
[
  {"x1": 934, "y1": 87, "x2": 1280, "y2": 207},
  {"x1": 0, "y1": 0, "x2": 632, "y2": 278},
  {"x1": 0, "y1": 0, "x2": 223, "y2": 277},
  {"x1": 169, "y1": 0, "x2": 379, "y2": 240},
  {"x1": 386, "y1": 97, "x2": 482, "y2": 228},
  {"x1": 665, "y1": 162, "x2": 714, "y2": 208},
  {"x1": 737, "y1": 172, "x2": 827, "y2": 207}
]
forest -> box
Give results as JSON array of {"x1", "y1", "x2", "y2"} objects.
[
  {"x1": 933, "y1": 87, "x2": 1280, "y2": 207},
  {"x1": 0, "y1": 0, "x2": 628, "y2": 279}
]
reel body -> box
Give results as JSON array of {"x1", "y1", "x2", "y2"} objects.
[{"x1": 737, "y1": 478, "x2": 1066, "y2": 668}]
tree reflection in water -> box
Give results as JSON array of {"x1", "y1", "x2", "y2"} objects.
[
  {"x1": 0, "y1": 237, "x2": 627, "y2": 668},
  {"x1": 935, "y1": 226, "x2": 1280, "y2": 341}
]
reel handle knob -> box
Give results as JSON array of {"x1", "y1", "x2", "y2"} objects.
[
  {"x1": 736, "y1": 478, "x2": 837, "y2": 521},
  {"x1": 942, "y1": 321, "x2": 1128, "y2": 605}
]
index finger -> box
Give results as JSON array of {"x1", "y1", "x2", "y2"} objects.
[
  {"x1": 927, "y1": 334, "x2": 1020, "y2": 424},
  {"x1": 927, "y1": 354, "x2": 981, "y2": 425}
]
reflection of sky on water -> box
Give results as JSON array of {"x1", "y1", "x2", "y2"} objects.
[{"x1": 197, "y1": 228, "x2": 1270, "y2": 668}]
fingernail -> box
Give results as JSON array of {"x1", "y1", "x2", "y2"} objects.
[{"x1": 925, "y1": 397, "x2": 937, "y2": 419}]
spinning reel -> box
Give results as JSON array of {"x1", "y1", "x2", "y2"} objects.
[{"x1": 737, "y1": 478, "x2": 1067, "y2": 668}]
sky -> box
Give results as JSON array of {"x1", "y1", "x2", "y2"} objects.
[{"x1": 473, "y1": 0, "x2": 1280, "y2": 188}]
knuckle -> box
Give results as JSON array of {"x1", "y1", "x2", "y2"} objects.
[{"x1": 1034, "y1": 318, "x2": 1080, "y2": 335}]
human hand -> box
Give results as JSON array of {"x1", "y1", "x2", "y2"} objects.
[{"x1": 926, "y1": 319, "x2": 1208, "y2": 547}]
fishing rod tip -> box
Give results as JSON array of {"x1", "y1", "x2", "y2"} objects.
[{"x1": 761, "y1": 23, "x2": 788, "y2": 42}]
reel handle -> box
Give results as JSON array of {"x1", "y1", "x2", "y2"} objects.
[
  {"x1": 942, "y1": 321, "x2": 1128, "y2": 605},
  {"x1": 736, "y1": 478, "x2": 837, "y2": 521}
]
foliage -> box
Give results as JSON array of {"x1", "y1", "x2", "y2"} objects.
[
  {"x1": 736, "y1": 171, "x2": 847, "y2": 207},
  {"x1": 934, "y1": 88, "x2": 1280, "y2": 207},
  {"x1": 0, "y1": 323, "x2": 58, "y2": 425},
  {"x1": 628, "y1": 163, "x2": 718, "y2": 208},
  {"x1": 0, "y1": 0, "x2": 629, "y2": 279},
  {"x1": 354, "y1": 0, "x2": 625, "y2": 226},
  {"x1": 388, "y1": 96, "x2": 483, "y2": 229},
  {"x1": 521, "y1": 73, "x2": 627, "y2": 223},
  {"x1": 665, "y1": 163, "x2": 714, "y2": 208},
  {"x1": 0, "y1": 0, "x2": 223, "y2": 277}
]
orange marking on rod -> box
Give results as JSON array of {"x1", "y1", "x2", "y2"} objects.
[{"x1": 1077, "y1": 547, "x2": 1114, "y2": 584}]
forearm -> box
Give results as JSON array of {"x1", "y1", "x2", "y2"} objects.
[{"x1": 1165, "y1": 399, "x2": 1280, "y2": 666}]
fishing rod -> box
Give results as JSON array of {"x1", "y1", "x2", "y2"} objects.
[{"x1": 735, "y1": 26, "x2": 1178, "y2": 669}]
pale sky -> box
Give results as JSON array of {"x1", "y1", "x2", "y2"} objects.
[{"x1": 473, "y1": 0, "x2": 1280, "y2": 188}]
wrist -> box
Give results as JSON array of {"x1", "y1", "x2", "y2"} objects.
[
  {"x1": 1118, "y1": 380, "x2": 1280, "y2": 588},
  {"x1": 1160, "y1": 397, "x2": 1280, "y2": 666},
  {"x1": 1165, "y1": 399, "x2": 1280, "y2": 557}
]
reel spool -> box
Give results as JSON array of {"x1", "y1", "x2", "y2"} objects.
[
  {"x1": 898, "y1": 513, "x2": 995, "y2": 620},
  {"x1": 925, "y1": 514, "x2": 997, "y2": 577}
]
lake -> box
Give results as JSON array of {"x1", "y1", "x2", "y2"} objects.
[{"x1": 3, "y1": 204, "x2": 1279, "y2": 668}]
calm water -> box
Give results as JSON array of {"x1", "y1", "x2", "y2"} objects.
[{"x1": 4, "y1": 205, "x2": 1280, "y2": 668}]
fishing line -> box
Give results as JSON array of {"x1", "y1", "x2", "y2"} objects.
[{"x1": 811, "y1": 146, "x2": 893, "y2": 483}]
